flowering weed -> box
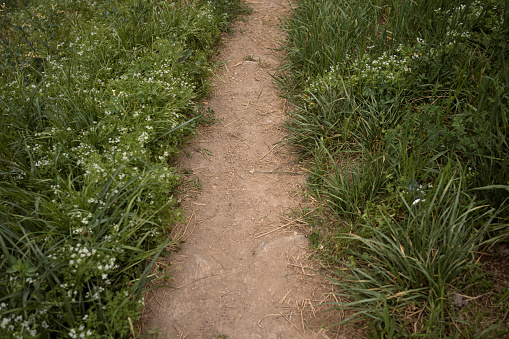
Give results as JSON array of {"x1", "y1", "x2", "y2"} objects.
[
  {"x1": 280, "y1": 0, "x2": 509, "y2": 335},
  {"x1": 0, "y1": 0, "x2": 246, "y2": 337}
]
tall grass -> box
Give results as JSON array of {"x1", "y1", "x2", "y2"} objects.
[
  {"x1": 329, "y1": 169, "x2": 508, "y2": 336},
  {"x1": 279, "y1": 0, "x2": 509, "y2": 335},
  {"x1": 0, "y1": 0, "x2": 247, "y2": 337}
]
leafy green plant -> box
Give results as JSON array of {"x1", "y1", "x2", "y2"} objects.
[
  {"x1": 279, "y1": 0, "x2": 509, "y2": 335},
  {"x1": 326, "y1": 170, "x2": 508, "y2": 336},
  {"x1": 0, "y1": 0, "x2": 248, "y2": 337}
]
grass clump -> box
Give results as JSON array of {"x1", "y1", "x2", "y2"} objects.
[
  {"x1": 279, "y1": 0, "x2": 509, "y2": 336},
  {"x1": 0, "y1": 0, "x2": 246, "y2": 337}
]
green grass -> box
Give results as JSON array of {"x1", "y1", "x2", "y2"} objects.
[
  {"x1": 278, "y1": 0, "x2": 509, "y2": 336},
  {"x1": 0, "y1": 0, "x2": 247, "y2": 337}
]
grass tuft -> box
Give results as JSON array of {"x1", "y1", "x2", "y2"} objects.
[{"x1": 279, "y1": 0, "x2": 509, "y2": 335}]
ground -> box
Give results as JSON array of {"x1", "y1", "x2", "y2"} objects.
[{"x1": 141, "y1": 0, "x2": 347, "y2": 338}]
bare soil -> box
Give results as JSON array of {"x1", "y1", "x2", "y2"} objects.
[{"x1": 143, "y1": 1, "x2": 347, "y2": 338}]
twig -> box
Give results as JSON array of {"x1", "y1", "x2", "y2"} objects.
[
  {"x1": 224, "y1": 118, "x2": 240, "y2": 128},
  {"x1": 260, "y1": 144, "x2": 278, "y2": 160},
  {"x1": 254, "y1": 219, "x2": 295, "y2": 238},
  {"x1": 300, "y1": 304, "x2": 305, "y2": 333},
  {"x1": 252, "y1": 170, "x2": 303, "y2": 175},
  {"x1": 280, "y1": 312, "x2": 307, "y2": 338},
  {"x1": 280, "y1": 289, "x2": 292, "y2": 304},
  {"x1": 255, "y1": 209, "x2": 315, "y2": 238},
  {"x1": 128, "y1": 317, "x2": 135, "y2": 338},
  {"x1": 206, "y1": 248, "x2": 225, "y2": 269},
  {"x1": 181, "y1": 210, "x2": 197, "y2": 242},
  {"x1": 258, "y1": 313, "x2": 281, "y2": 327},
  {"x1": 243, "y1": 221, "x2": 264, "y2": 239},
  {"x1": 153, "y1": 293, "x2": 164, "y2": 308},
  {"x1": 287, "y1": 263, "x2": 316, "y2": 277},
  {"x1": 179, "y1": 326, "x2": 188, "y2": 339}
]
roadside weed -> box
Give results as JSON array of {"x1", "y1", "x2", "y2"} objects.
[
  {"x1": 279, "y1": 0, "x2": 509, "y2": 335},
  {"x1": 0, "y1": 0, "x2": 247, "y2": 337}
]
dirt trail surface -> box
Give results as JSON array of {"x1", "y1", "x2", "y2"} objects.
[{"x1": 144, "y1": 1, "x2": 331, "y2": 338}]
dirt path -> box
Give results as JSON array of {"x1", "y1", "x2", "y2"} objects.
[{"x1": 144, "y1": 1, "x2": 330, "y2": 338}]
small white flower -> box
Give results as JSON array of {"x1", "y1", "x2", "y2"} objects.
[
  {"x1": 1, "y1": 317, "x2": 10, "y2": 329},
  {"x1": 412, "y1": 198, "x2": 426, "y2": 205}
]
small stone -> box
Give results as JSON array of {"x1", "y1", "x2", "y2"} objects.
[
  {"x1": 452, "y1": 294, "x2": 463, "y2": 308},
  {"x1": 451, "y1": 293, "x2": 470, "y2": 309}
]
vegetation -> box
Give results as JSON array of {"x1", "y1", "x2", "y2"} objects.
[
  {"x1": 0, "y1": 0, "x2": 246, "y2": 337},
  {"x1": 278, "y1": 0, "x2": 509, "y2": 336}
]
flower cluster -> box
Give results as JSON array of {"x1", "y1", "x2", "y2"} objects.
[
  {"x1": 0, "y1": 0, "x2": 238, "y2": 336},
  {"x1": 305, "y1": 38, "x2": 426, "y2": 102},
  {"x1": 0, "y1": 303, "x2": 49, "y2": 337}
]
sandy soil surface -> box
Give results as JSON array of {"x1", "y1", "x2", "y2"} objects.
[{"x1": 143, "y1": 1, "x2": 344, "y2": 338}]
